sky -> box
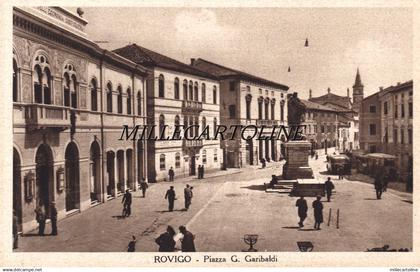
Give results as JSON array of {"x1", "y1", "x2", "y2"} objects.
[{"x1": 75, "y1": 7, "x2": 412, "y2": 99}]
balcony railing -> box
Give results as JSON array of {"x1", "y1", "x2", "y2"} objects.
[
  {"x1": 256, "y1": 119, "x2": 278, "y2": 126},
  {"x1": 25, "y1": 104, "x2": 71, "y2": 130},
  {"x1": 182, "y1": 100, "x2": 203, "y2": 113},
  {"x1": 183, "y1": 138, "x2": 203, "y2": 149}
]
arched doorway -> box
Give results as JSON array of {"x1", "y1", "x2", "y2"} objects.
[
  {"x1": 35, "y1": 144, "x2": 54, "y2": 214},
  {"x1": 137, "y1": 140, "x2": 144, "y2": 183},
  {"x1": 117, "y1": 150, "x2": 125, "y2": 193},
  {"x1": 13, "y1": 148, "x2": 22, "y2": 231},
  {"x1": 65, "y1": 142, "x2": 80, "y2": 211},
  {"x1": 126, "y1": 149, "x2": 133, "y2": 190},
  {"x1": 246, "y1": 138, "x2": 254, "y2": 165},
  {"x1": 90, "y1": 141, "x2": 101, "y2": 203},
  {"x1": 106, "y1": 151, "x2": 116, "y2": 197}
]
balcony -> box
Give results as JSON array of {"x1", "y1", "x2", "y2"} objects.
[
  {"x1": 25, "y1": 104, "x2": 71, "y2": 130},
  {"x1": 256, "y1": 119, "x2": 279, "y2": 127},
  {"x1": 182, "y1": 100, "x2": 203, "y2": 113},
  {"x1": 183, "y1": 138, "x2": 203, "y2": 149}
]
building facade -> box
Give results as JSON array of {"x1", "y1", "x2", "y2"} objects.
[
  {"x1": 359, "y1": 80, "x2": 413, "y2": 174},
  {"x1": 13, "y1": 7, "x2": 148, "y2": 232},
  {"x1": 114, "y1": 45, "x2": 223, "y2": 181},
  {"x1": 191, "y1": 58, "x2": 289, "y2": 168}
]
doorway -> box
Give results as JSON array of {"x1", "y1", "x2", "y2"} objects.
[{"x1": 65, "y1": 142, "x2": 80, "y2": 211}]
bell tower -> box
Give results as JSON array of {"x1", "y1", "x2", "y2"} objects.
[{"x1": 352, "y1": 68, "x2": 364, "y2": 113}]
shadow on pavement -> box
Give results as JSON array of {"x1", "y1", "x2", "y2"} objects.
[
  {"x1": 156, "y1": 209, "x2": 185, "y2": 213},
  {"x1": 282, "y1": 226, "x2": 300, "y2": 229},
  {"x1": 364, "y1": 198, "x2": 379, "y2": 200},
  {"x1": 112, "y1": 215, "x2": 126, "y2": 220},
  {"x1": 240, "y1": 185, "x2": 266, "y2": 191},
  {"x1": 298, "y1": 229, "x2": 318, "y2": 232}
]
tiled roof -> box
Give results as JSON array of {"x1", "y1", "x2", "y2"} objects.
[
  {"x1": 300, "y1": 99, "x2": 338, "y2": 112},
  {"x1": 309, "y1": 92, "x2": 352, "y2": 110},
  {"x1": 112, "y1": 44, "x2": 217, "y2": 79},
  {"x1": 191, "y1": 58, "x2": 289, "y2": 90}
]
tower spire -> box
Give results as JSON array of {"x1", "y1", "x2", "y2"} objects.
[{"x1": 353, "y1": 67, "x2": 363, "y2": 88}]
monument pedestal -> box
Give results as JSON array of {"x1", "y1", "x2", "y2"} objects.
[{"x1": 282, "y1": 141, "x2": 314, "y2": 180}]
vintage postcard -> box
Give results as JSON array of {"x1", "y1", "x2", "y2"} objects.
[{"x1": 0, "y1": 0, "x2": 419, "y2": 269}]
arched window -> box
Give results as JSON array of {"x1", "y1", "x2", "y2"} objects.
[
  {"x1": 280, "y1": 100, "x2": 285, "y2": 122},
  {"x1": 213, "y1": 117, "x2": 217, "y2": 135},
  {"x1": 202, "y1": 150, "x2": 207, "y2": 164},
  {"x1": 213, "y1": 86, "x2": 217, "y2": 104},
  {"x1": 159, "y1": 154, "x2": 166, "y2": 170},
  {"x1": 158, "y1": 74, "x2": 165, "y2": 98},
  {"x1": 184, "y1": 116, "x2": 189, "y2": 137},
  {"x1": 189, "y1": 81, "x2": 193, "y2": 101},
  {"x1": 137, "y1": 91, "x2": 141, "y2": 115},
  {"x1": 33, "y1": 55, "x2": 51, "y2": 105},
  {"x1": 159, "y1": 114, "x2": 165, "y2": 139},
  {"x1": 194, "y1": 82, "x2": 199, "y2": 101},
  {"x1": 175, "y1": 152, "x2": 181, "y2": 168},
  {"x1": 271, "y1": 99, "x2": 276, "y2": 120},
  {"x1": 183, "y1": 79, "x2": 188, "y2": 100},
  {"x1": 201, "y1": 83, "x2": 206, "y2": 103},
  {"x1": 202, "y1": 116, "x2": 206, "y2": 132},
  {"x1": 117, "y1": 86, "x2": 123, "y2": 114},
  {"x1": 194, "y1": 116, "x2": 199, "y2": 137},
  {"x1": 246, "y1": 94, "x2": 252, "y2": 120},
  {"x1": 106, "y1": 82, "x2": 113, "y2": 113},
  {"x1": 13, "y1": 58, "x2": 18, "y2": 102},
  {"x1": 63, "y1": 63, "x2": 77, "y2": 108},
  {"x1": 258, "y1": 97, "x2": 263, "y2": 119},
  {"x1": 264, "y1": 98, "x2": 269, "y2": 120},
  {"x1": 90, "y1": 78, "x2": 97, "y2": 111},
  {"x1": 174, "y1": 78, "x2": 180, "y2": 99},
  {"x1": 127, "y1": 88, "x2": 132, "y2": 115}
]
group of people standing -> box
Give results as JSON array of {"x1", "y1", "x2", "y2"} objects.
[
  {"x1": 155, "y1": 225, "x2": 196, "y2": 252},
  {"x1": 295, "y1": 177, "x2": 335, "y2": 230},
  {"x1": 168, "y1": 165, "x2": 205, "y2": 182},
  {"x1": 164, "y1": 184, "x2": 194, "y2": 212}
]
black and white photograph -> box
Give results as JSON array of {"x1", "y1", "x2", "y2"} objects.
[{"x1": 1, "y1": 0, "x2": 419, "y2": 269}]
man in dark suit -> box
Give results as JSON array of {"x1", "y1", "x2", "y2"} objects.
[
  {"x1": 325, "y1": 177, "x2": 335, "y2": 202},
  {"x1": 50, "y1": 202, "x2": 58, "y2": 235},
  {"x1": 122, "y1": 189, "x2": 132, "y2": 217},
  {"x1": 165, "y1": 186, "x2": 176, "y2": 212},
  {"x1": 179, "y1": 225, "x2": 196, "y2": 252}
]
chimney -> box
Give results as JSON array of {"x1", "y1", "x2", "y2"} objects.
[
  {"x1": 379, "y1": 87, "x2": 384, "y2": 92},
  {"x1": 347, "y1": 88, "x2": 350, "y2": 97},
  {"x1": 327, "y1": 87, "x2": 331, "y2": 94},
  {"x1": 190, "y1": 58, "x2": 196, "y2": 65},
  {"x1": 293, "y1": 92, "x2": 298, "y2": 98},
  {"x1": 309, "y1": 89, "x2": 312, "y2": 99},
  {"x1": 397, "y1": 82, "x2": 401, "y2": 86}
]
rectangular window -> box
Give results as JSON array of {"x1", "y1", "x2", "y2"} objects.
[
  {"x1": 214, "y1": 149, "x2": 218, "y2": 162},
  {"x1": 369, "y1": 124, "x2": 376, "y2": 135},
  {"x1": 229, "y1": 105, "x2": 236, "y2": 119},
  {"x1": 314, "y1": 125, "x2": 317, "y2": 133},
  {"x1": 383, "y1": 102, "x2": 388, "y2": 115},
  {"x1": 401, "y1": 103, "x2": 405, "y2": 118},
  {"x1": 229, "y1": 81, "x2": 235, "y2": 92},
  {"x1": 175, "y1": 153, "x2": 181, "y2": 168},
  {"x1": 394, "y1": 105, "x2": 398, "y2": 118},
  {"x1": 369, "y1": 105, "x2": 376, "y2": 113},
  {"x1": 408, "y1": 128, "x2": 412, "y2": 144},
  {"x1": 202, "y1": 150, "x2": 207, "y2": 164},
  {"x1": 409, "y1": 102, "x2": 413, "y2": 118},
  {"x1": 321, "y1": 125, "x2": 325, "y2": 133},
  {"x1": 401, "y1": 129, "x2": 404, "y2": 144},
  {"x1": 394, "y1": 129, "x2": 398, "y2": 144}
]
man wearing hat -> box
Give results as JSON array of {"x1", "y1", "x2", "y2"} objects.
[
  {"x1": 50, "y1": 202, "x2": 58, "y2": 235},
  {"x1": 312, "y1": 195, "x2": 324, "y2": 230},
  {"x1": 165, "y1": 186, "x2": 176, "y2": 212}
]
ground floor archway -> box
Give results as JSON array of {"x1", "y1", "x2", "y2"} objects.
[
  {"x1": 65, "y1": 142, "x2": 80, "y2": 212},
  {"x1": 13, "y1": 148, "x2": 22, "y2": 231},
  {"x1": 90, "y1": 141, "x2": 101, "y2": 203},
  {"x1": 35, "y1": 144, "x2": 54, "y2": 215}
]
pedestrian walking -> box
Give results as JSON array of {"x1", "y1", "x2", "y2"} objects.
[
  {"x1": 127, "y1": 235, "x2": 137, "y2": 252},
  {"x1": 50, "y1": 202, "x2": 58, "y2": 235},
  {"x1": 168, "y1": 167, "x2": 175, "y2": 182},
  {"x1": 35, "y1": 206, "x2": 46, "y2": 236},
  {"x1": 122, "y1": 189, "x2": 132, "y2": 217},
  {"x1": 312, "y1": 195, "x2": 324, "y2": 230},
  {"x1": 261, "y1": 158, "x2": 266, "y2": 168},
  {"x1": 337, "y1": 165, "x2": 344, "y2": 180},
  {"x1": 12, "y1": 210, "x2": 18, "y2": 249},
  {"x1": 165, "y1": 186, "x2": 176, "y2": 211},
  {"x1": 140, "y1": 178, "x2": 148, "y2": 198},
  {"x1": 201, "y1": 165, "x2": 205, "y2": 179},
  {"x1": 184, "y1": 184, "x2": 193, "y2": 210},
  {"x1": 155, "y1": 226, "x2": 176, "y2": 252},
  {"x1": 315, "y1": 152, "x2": 318, "y2": 160},
  {"x1": 295, "y1": 196, "x2": 308, "y2": 228},
  {"x1": 179, "y1": 225, "x2": 196, "y2": 252},
  {"x1": 197, "y1": 165, "x2": 202, "y2": 179},
  {"x1": 374, "y1": 173, "x2": 383, "y2": 199},
  {"x1": 325, "y1": 177, "x2": 335, "y2": 202}
]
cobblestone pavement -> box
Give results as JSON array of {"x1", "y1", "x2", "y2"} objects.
[{"x1": 15, "y1": 153, "x2": 412, "y2": 252}]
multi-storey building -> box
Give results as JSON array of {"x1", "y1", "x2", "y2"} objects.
[
  {"x1": 113, "y1": 45, "x2": 222, "y2": 181},
  {"x1": 13, "y1": 7, "x2": 148, "y2": 232},
  {"x1": 360, "y1": 80, "x2": 413, "y2": 174},
  {"x1": 191, "y1": 58, "x2": 289, "y2": 168}
]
